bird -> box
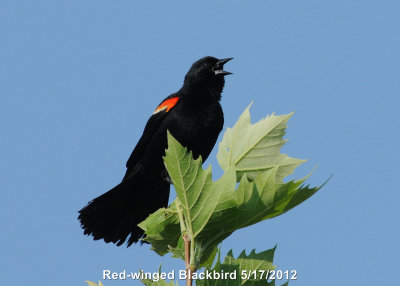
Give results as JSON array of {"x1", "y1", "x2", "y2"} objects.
[{"x1": 78, "y1": 56, "x2": 232, "y2": 247}]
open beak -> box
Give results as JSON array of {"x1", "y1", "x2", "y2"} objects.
[{"x1": 214, "y1": 58, "x2": 233, "y2": 76}]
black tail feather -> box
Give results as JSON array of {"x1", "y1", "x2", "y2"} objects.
[{"x1": 78, "y1": 176, "x2": 170, "y2": 246}]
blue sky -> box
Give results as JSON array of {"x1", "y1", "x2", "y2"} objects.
[{"x1": 1, "y1": 1, "x2": 399, "y2": 285}]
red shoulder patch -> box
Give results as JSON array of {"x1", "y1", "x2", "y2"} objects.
[{"x1": 153, "y1": 97, "x2": 179, "y2": 114}]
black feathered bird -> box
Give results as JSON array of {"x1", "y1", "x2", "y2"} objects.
[{"x1": 78, "y1": 56, "x2": 232, "y2": 246}]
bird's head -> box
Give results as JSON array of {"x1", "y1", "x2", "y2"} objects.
[{"x1": 183, "y1": 56, "x2": 233, "y2": 99}]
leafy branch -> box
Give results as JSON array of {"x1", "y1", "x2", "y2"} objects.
[
  {"x1": 138, "y1": 103, "x2": 326, "y2": 285},
  {"x1": 87, "y1": 103, "x2": 327, "y2": 286}
]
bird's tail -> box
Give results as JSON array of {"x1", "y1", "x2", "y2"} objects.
[{"x1": 78, "y1": 176, "x2": 170, "y2": 246}]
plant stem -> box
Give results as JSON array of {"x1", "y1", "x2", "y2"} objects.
[
  {"x1": 183, "y1": 234, "x2": 193, "y2": 286},
  {"x1": 176, "y1": 201, "x2": 193, "y2": 286},
  {"x1": 176, "y1": 200, "x2": 187, "y2": 234}
]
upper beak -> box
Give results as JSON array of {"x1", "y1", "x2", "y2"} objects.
[{"x1": 214, "y1": 58, "x2": 233, "y2": 76}]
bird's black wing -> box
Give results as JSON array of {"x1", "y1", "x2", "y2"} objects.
[{"x1": 122, "y1": 94, "x2": 180, "y2": 181}]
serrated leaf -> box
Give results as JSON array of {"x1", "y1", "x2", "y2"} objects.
[
  {"x1": 194, "y1": 169, "x2": 321, "y2": 259},
  {"x1": 164, "y1": 132, "x2": 229, "y2": 239},
  {"x1": 217, "y1": 103, "x2": 305, "y2": 182},
  {"x1": 196, "y1": 247, "x2": 277, "y2": 286},
  {"x1": 140, "y1": 107, "x2": 325, "y2": 266},
  {"x1": 139, "y1": 202, "x2": 181, "y2": 256}
]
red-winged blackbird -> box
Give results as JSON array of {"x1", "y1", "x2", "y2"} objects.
[{"x1": 78, "y1": 56, "x2": 232, "y2": 246}]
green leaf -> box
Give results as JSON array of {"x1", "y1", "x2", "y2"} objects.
[
  {"x1": 140, "y1": 106, "x2": 324, "y2": 266},
  {"x1": 141, "y1": 277, "x2": 177, "y2": 286},
  {"x1": 141, "y1": 266, "x2": 178, "y2": 286},
  {"x1": 196, "y1": 247, "x2": 277, "y2": 286},
  {"x1": 138, "y1": 202, "x2": 181, "y2": 256},
  {"x1": 85, "y1": 281, "x2": 104, "y2": 286},
  {"x1": 199, "y1": 245, "x2": 219, "y2": 269},
  {"x1": 164, "y1": 131, "x2": 229, "y2": 239},
  {"x1": 217, "y1": 103, "x2": 305, "y2": 182},
  {"x1": 193, "y1": 169, "x2": 321, "y2": 259}
]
